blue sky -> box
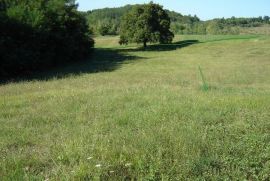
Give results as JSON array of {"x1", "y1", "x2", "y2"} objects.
[{"x1": 76, "y1": 0, "x2": 270, "y2": 20}]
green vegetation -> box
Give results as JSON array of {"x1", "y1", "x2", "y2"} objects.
[
  {"x1": 84, "y1": 5, "x2": 134, "y2": 35},
  {"x1": 119, "y1": 2, "x2": 174, "y2": 47},
  {"x1": 1, "y1": 35, "x2": 270, "y2": 180},
  {"x1": 1, "y1": 1, "x2": 270, "y2": 179},
  {"x1": 198, "y1": 66, "x2": 209, "y2": 91},
  {"x1": 84, "y1": 4, "x2": 270, "y2": 36},
  {"x1": 0, "y1": 0, "x2": 94, "y2": 78},
  {"x1": 84, "y1": 4, "x2": 200, "y2": 36}
]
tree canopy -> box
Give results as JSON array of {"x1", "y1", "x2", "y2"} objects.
[
  {"x1": 0, "y1": 0, "x2": 94, "y2": 78},
  {"x1": 84, "y1": 4, "x2": 270, "y2": 36},
  {"x1": 119, "y1": 2, "x2": 174, "y2": 47},
  {"x1": 84, "y1": 5, "x2": 199, "y2": 36}
]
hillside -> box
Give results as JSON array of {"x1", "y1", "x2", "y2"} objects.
[
  {"x1": 1, "y1": 0, "x2": 270, "y2": 180},
  {"x1": 84, "y1": 5, "x2": 200, "y2": 35},
  {"x1": 1, "y1": 35, "x2": 270, "y2": 179},
  {"x1": 84, "y1": 5, "x2": 270, "y2": 35}
]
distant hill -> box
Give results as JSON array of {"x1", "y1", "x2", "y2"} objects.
[
  {"x1": 84, "y1": 5, "x2": 200, "y2": 35},
  {"x1": 84, "y1": 5, "x2": 134, "y2": 35},
  {"x1": 83, "y1": 5, "x2": 270, "y2": 35}
]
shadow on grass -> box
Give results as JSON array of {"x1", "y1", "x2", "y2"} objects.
[
  {"x1": 123, "y1": 40, "x2": 199, "y2": 52},
  {"x1": 0, "y1": 48, "x2": 144, "y2": 85},
  {"x1": 1, "y1": 40, "x2": 202, "y2": 85}
]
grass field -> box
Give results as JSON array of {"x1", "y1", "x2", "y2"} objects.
[{"x1": 1, "y1": 35, "x2": 270, "y2": 180}]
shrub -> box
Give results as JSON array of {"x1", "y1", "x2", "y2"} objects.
[{"x1": 0, "y1": 0, "x2": 94, "y2": 78}]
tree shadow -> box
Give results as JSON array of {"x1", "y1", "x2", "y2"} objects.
[
  {"x1": 0, "y1": 48, "x2": 144, "y2": 85},
  {"x1": 123, "y1": 40, "x2": 199, "y2": 52},
  {"x1": 0, "y1": 40, "x2": 199, "y2": 85}
]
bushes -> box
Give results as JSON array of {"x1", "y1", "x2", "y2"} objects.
[{"x1": 0, "y1": 0, "x2": 94, "y2": 78}]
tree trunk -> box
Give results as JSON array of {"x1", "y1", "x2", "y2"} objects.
[{"x1": 143, "y1": 40, "x2": 147, "y2": 48}]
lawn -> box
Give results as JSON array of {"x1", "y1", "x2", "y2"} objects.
[{"x1": 1, "y1": 35, "x2": 270, "y2": 180}]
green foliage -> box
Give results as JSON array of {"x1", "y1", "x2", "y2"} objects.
[
  {"x1": 84, "y1": 5, "x2": 199, "y2": 36},
  {"x1": 168, "y1": 12, "x2": 201, "y2": 34},
  {"x1": 83, "y1": 4, "x2": 270, "y2": 36},
  {"x1": 206, "y1": 21, "x2": 223, "y2": 35},
  {"x1": 201, "y1": 16, "x2": 270, "y2": 35},
  {"x1": 218, "y1": 16, "x2": 268, "y2": 27},
  {"x1": 0, "y1": 0, "x2": 94, "y2": 78},
  {"x1": 98, "y1": 23, "x2": 112, "y2": 36},
  {"x1": 119, "y1": 2, "x2": 174, "y2": 47},
  {"x1": 85, "y1": 5, "x2": 134, "y2": 36},
  {"x1": 263, "y1": 16, "x2": 270, "y2": 22}
]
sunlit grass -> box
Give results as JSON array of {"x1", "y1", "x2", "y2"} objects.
[{"x1": 0, "y1": 35, "x2": 270, "y2": 180}]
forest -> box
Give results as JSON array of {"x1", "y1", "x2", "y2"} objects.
[
  {"x1": 85, "y1": 5, "x2": 270, "y2": 35},
  {"x1": 0, "y1": 0, "x2": 94, "y2": 78}
]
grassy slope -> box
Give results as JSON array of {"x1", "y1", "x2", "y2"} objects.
[{"x1": 1, "y1": 35, "x2": 270, "y2": 180}]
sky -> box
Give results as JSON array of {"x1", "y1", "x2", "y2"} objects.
[{"x1": 76, "y1": 0, "x2": 270, "y2": 20}]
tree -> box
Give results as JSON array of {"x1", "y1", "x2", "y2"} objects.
[
  {"x1": 263, "y1": 16, "x2": 270, "y2": 23},
  {"x1": 0, "y1": 0, "x2": 94, "y2": 77},
  {"x1": 206, "y1": 21, "x2": 222, "y2": 35},
  {"x1": 98, "y1": 23, "x2": 110, "y2": 36},
  {"x1": 119, "y1": 2, "x2": 174, "y2": 48}
]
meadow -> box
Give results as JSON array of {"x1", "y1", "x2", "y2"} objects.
[{"x1": 0, "y1": 35, "x2": 270, "y2": 180}]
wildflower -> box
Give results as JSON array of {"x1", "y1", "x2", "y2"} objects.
[
  {"x1": 125, "y1": 163, "x2": 132, "y2": 167},
  {"x1": 95, "y1": 164, "x2": 101, "y2": 168}
]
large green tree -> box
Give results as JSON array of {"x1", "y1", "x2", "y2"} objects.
[
  {"x1": 0, "y1": 0, "x2": 94, "y2": 77},
  {"x1": 119, "y1": 2, "x2": 174, "y2": 48}
]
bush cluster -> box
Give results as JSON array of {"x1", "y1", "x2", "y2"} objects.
[{"x1": 0, "y1": 0, "x2": 94, "y2": 77}]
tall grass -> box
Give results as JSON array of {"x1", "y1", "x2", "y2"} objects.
[
  {"x1": 198, "y1": 66, "x2": 209, "y2": 91},
  {"x1": 0, "y1": 35, "x2": 270, "y2": 180}
]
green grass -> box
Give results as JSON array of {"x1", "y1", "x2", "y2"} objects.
[{"x1": 1, "y1": 35, "x2": 270, "y2": 180}]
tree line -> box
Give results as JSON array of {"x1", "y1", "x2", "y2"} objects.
[
  {"x1": 0, "y1": 0, "x2": 94, "y2": 78},
  {"x1": 84, "y1": 5, "x2": 200, "y2": 36},
  {"x1": 85, "y1": 5, "x2": 270, "y2": 36},
  {"x1": 84, "y1": 5, "x2": 134, "y2": 36},
  {"x1": 176, "y1": 16, "x2": 270, "y2": 35}
]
